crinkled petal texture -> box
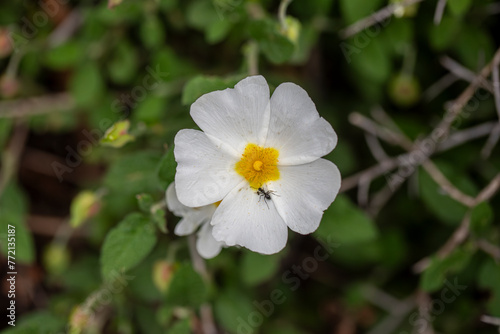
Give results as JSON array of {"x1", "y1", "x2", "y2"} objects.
[
  {"x1": 268, "y1": 159, "x2": 341, "y2": 234},
  {"x1": 211, "y1": 182, "x2": 288, "y2": 254},
  {"x1": 197, "y1": 222, "x2": 223, "y2": 259},
  {"x1": 174, "y1": 129, "x2": 241, "y2": 207},
  {"x1": 265, "y1": 82, "x2": 337, "y2": 165},
  {"x1": 190, "y1": 75, "x2": 271, "y2": 155}
]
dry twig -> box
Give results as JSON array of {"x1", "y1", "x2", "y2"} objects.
[{"x1": 339, "y1": 0, "x2": 425, "y2": 39}]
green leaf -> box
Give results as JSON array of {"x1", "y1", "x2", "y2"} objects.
[
  {"x1": 140, "y1": 15, "x2": 165, "y2": 49},
  {"x1": 340, "y1": 0, "x2": 384, "y2": 25},
  {"x1": 0, "y1": 182, "x2": 35, "y2": 264},
  {"x1": 70, "y1": 62, "x2": 105, "y2": 107},
  {"x1": 104, "y1": 151, "x2": 162, "y2": 196},
  {"x1": 101, "y1": 213, "x2": 157, "y2": 281},
  {"x1": 429, "y1": 15, "x2": 460, "y2": 51},
  {"x1": 349, "y1": 39, "x2": 391, "y2": 83},
  {"x1": 107, "y1": 41, "x2": 139, "y2": 85},
  {"x1": 186, "y1": 0, "x2": 219, "y2": 30},
  {"x1": 157, "y1": 145, "x2": 177, "y2": 189},
  {"x1": 240, "y1": 251, "x2": 281, "y2": 286},
  {"x1": 214, "y1": 289, "x2": 255, "y2": 333},
  {"x1": 1, "y1": 311, "x2": 65, "y2": 334},
  {"x1": 133, "y1": 95, "x2": 166, "y2": 125},
  {"x1": 453, "y1": 25, "x2": 494, "y2": 70},
  {"x1": 447, "y1": 0, "x2": 472, "y2": 16},
  {"x1": 314, "y1": 195, "x2": 378, "y2": 244},
  {"x1": 181, "y1": 75, "x2": 242, "y2": 106},
  {"x1": 0, "y1": 118, "x2": 13, "y2": 149},
  {"x1": 165, "y1": 263, "x2": 207, "y2": 307},
  {"x1": 136, "y1": 193, "x2": 154, "y2": 213},
  {"x1": 478, "y1": 258, "x2": 500, "y2": 291},
  {"x1": 44, "y1": 41, "x2": 82, "y2": 70},
  {"x1": 168, "y1": 318, "x2": 191, "y2": 334},
  {"x1": 420, "y1": 248, "x2": 472, "y2": 292},
  {"x1": 419, "y1": 162, "x2": 477, "y2": 225},
  {"x1": 478, "y1": 258, "x2": 500, "y2": 316},
  {"x1": 152, "y1": 209, "x2": 167, "y2": 234},
  {"x1": 206, "y1": 18, "x2": 232, "y2": 44},
  {"x1": 249, "y1": 19, "x2": 295, "y2": 64}
]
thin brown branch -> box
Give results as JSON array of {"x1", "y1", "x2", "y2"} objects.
[
  {"x1": 440, "y1": 56, "x2": 495, "y2": 93},
  {"x1": 435, "y1": 47, "x2": 500, "y2": 136},
  {"x1": 481, "y1": 123, "x2": 500, "y2": 159},
  {"x1": 481, "y1": 315, "x2": 500, "y2": 326},
  {"x1": 367, "y1": 181, "x2": 403, "y2": 217},
  {"x1": 365, "y1": 133, "x2": 389, "y2": 162},
  {"x1": 421, "y1": 160, "x2": 476, "y2": 207},
  {"x1": 423, "y1": 73, "x2": 458, "y2": 102},
  {"x1": 188, "y1": 235, "x2": 218, "y2": 334},
  {"x1": 476, "y1": 239, "x2": 500, "y2": 260},
  {"x1": 339, "y1": 0, "x2": 425, "y2": 39},
  {"x1": 340, "y1": 157, "x2": 400, "y2": 193},
  {"x1": 349, "y1": 112, "x2": 413, "y2": 149},
  {"x1": 0, "y1": 93, "x2": 75, "y2": 118},
  {"x1": 351, "y1": 111, "x2": 477, "y2": 207},
  {"x1": 0, "y1": 122, "x2": 28, "y2": 195},
  {"x1": 473, "y1": 173, "x2": 500, "y2": 205},
  {"x1": 433, "y1": 0, "x2": 447, "y2": 25},
  {"x1": 438, "y1": 121, "x2": 496, "y2": 152}
]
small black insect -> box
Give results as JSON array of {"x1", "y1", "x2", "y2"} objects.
[{"x1": 256, "y1": 187, "x2": 278, "y2": 208}]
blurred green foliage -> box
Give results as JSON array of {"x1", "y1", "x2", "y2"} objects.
[{"x1": 0, "y1": 0, "x2": 499, "y2": 333}]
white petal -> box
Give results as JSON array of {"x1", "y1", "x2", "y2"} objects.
[
  {"x1": 174, "y1": 129, "x2": 242, "y2": 207},
  {"x1": 190, "y1": 75, "x2": 271, "y2": 155},
  {"x1": 265, "y1": 82, "x2": 337, "y2": 165},
  {"x1": 196, "y1": 222, "x2": 224, "y2": 259},
  {"x1": 211, "y1": 181, "x2": 288, "y2": 254},
  {"x1": 167, "y1": 183, "x2": 216, "y2": 236},
  {"x1": 166, "y1": 182, "x2": 190, "y2": 217},
  {"x1": 174, "y1": 207, "x2": 215, "y2": 236},
  {"x1": 268, "y1": 159, "x2": 341, "y2": 234}
]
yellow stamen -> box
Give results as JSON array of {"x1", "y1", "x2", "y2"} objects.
[
  {"x1": 235, "y1": 143, "x2": 279, "y2": 189},
  {"x1": 253, "y1": 161, "x2": 263, "y2": 171}
]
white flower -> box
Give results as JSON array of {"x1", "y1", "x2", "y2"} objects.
[
  {"x1": 166, "y1": 182, "x2": 224, "y2": 259},
  {"x1": 174, "y1": 75, "x2": 341, "y2": 254}
]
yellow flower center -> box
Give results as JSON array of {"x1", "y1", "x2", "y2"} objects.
[{"x1": 235, "y1": 143, "x2": 279, "y2": 189}]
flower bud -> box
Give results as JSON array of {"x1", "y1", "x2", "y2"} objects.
[
  {"x1": 282, "y1": 17, "x2": 301, "y2": 45},
  {"x1": 0, "y1": 28, "x2": 13, "y2": 58},
  {"x1": 70, "y1": 191, "x2": 100, "y2": 228},
  {"x1": 0, "y1": 75, "x2": 20, "y2": 98},
  {"x1": 388, "y1": 74, "x2": 421, "y2": 107},
  {"x1": 152, "y1": 260, "x2": 178, "y2": 293},
  {"x1": 390, "y1": 0, "x2": 419, "y2": 18},
  {"x1": 43, "y1": 243, "x2": 70, "y2": 275},
  {"x1": 69, "y1": 306, "x2": 91, "y2": 334}
]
